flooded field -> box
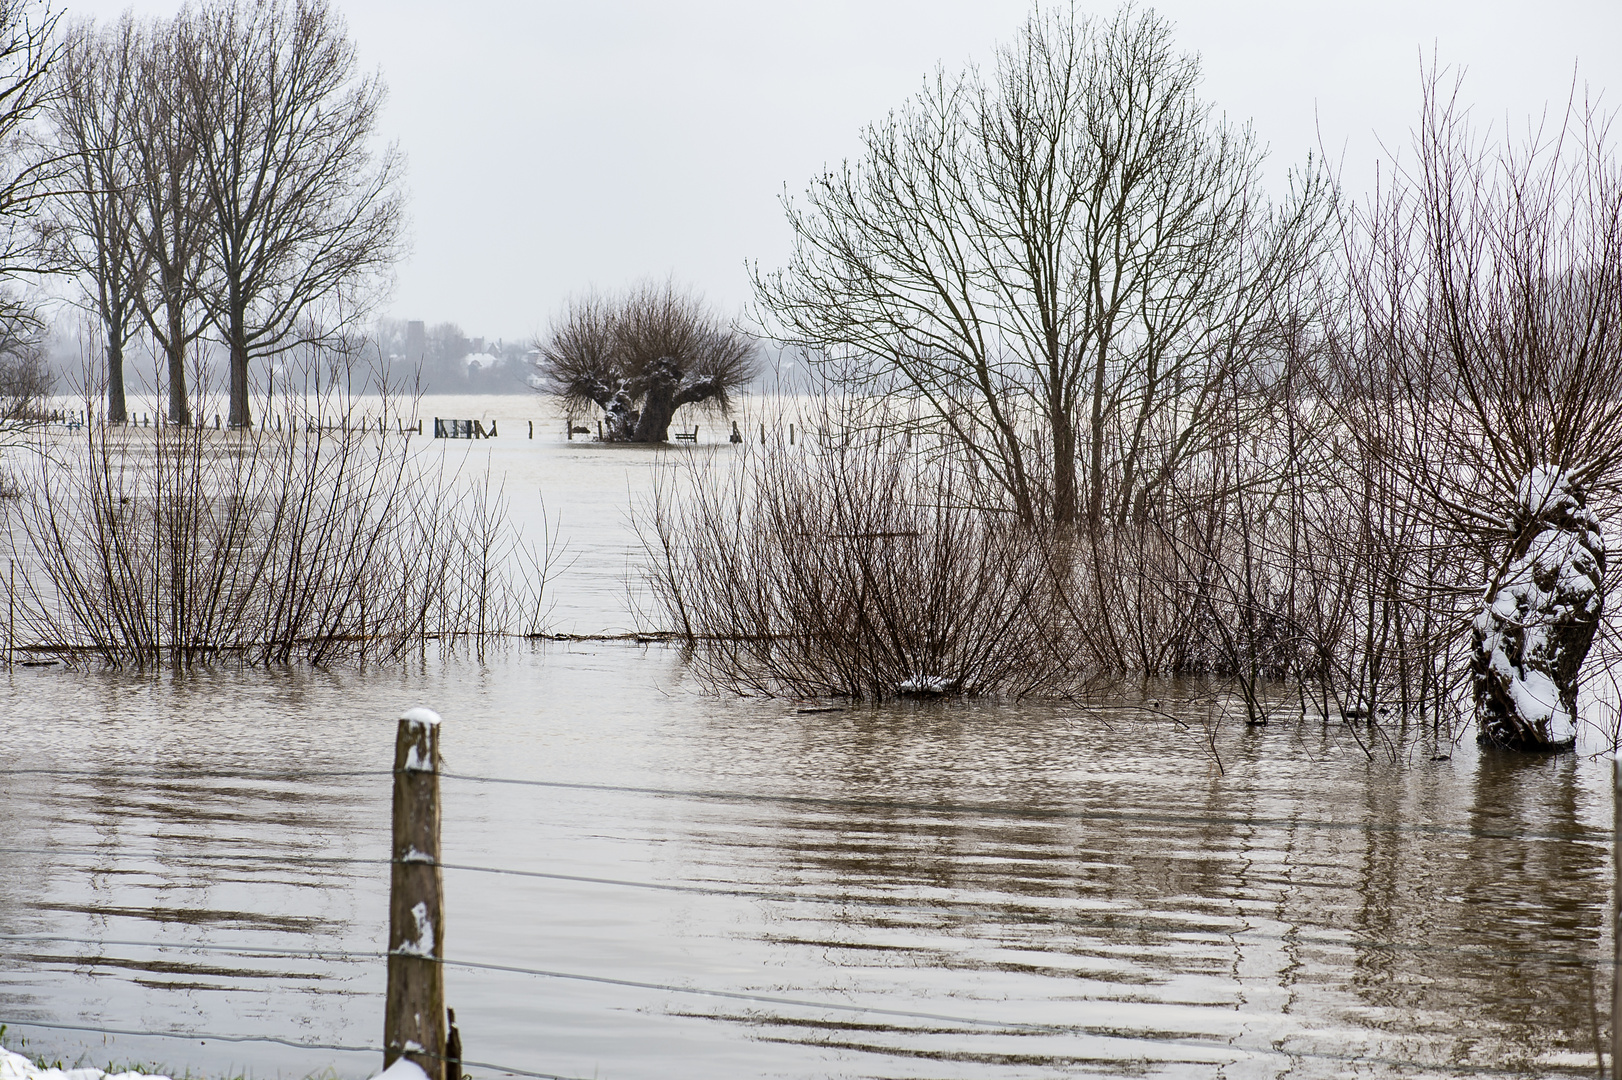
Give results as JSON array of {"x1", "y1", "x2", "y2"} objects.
[{"x1": 0, "y1": 395, "x2": 1615, "y2": 1079}]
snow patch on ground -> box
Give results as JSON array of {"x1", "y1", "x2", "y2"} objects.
[
  {"x1": 2, "y1": 1044, "x2": 432, "y2": 1080},
  {"x1": 0, "y1": 1048, "x2": 171, "y2": 1080}
]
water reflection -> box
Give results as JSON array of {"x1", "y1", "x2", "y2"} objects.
[
  {"x1": 0, "y1": 652, "x2": 1614, "y2": 1079},
  {"x1": 679, "y1": 700, "x2": 1612, "y2": 1076}
]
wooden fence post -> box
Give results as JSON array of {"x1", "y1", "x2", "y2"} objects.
[{"x1": 385, "y1": 707, "x2": 445, "y2": 1080}]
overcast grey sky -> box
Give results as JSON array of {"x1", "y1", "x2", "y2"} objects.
[{"x1": 62, "y1": 0, "x2": 1622, "y2": 343}]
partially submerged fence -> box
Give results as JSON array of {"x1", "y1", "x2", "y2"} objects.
[
  {"x1": 434, "y1": 419, "x2": 496, "y2": 439},
  {"x1": 1, "y1": 716, "x2": 1620, "y2": 1079}
]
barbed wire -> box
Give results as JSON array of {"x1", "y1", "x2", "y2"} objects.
[
  {"x1": 1, "y1": 763, "x2": 1613, "y2": 1079},
  {"x1": 0, "y1": 845, "x2": 1609, "y2": 971},
  {"x1": 437, "y1": 772, "x2": 1616, "y2": 843},
  {"x1": 0, "y1": 926, "x2": 1609, "y2": 1017},
  {"x1": 0, "y1": 766, "x2": 1609, "y2": 842},
  {"x1": 0, "y1": 848, "x2": 1605, "y2": 967},
  {"x1": 0, "y1": 846, "x2": 389, "y2": 869},
  {"x1": 0, "y1": 768, "x2": 393, "y2": 781}
]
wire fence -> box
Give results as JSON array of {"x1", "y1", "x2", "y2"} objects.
[
  {"x1": 3, "y1": 764, "x2": 1611, "y2": 842},
  {"x1": 0, "y1": 758, "x2": 1614, "y2": 1080}
]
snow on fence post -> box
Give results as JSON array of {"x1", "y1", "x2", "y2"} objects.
[{"x1": 386, "y1": 708, "x2": 445, "y2": 1080}]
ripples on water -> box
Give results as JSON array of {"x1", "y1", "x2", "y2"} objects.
[{"x1": 0, "y1": 398, "x2": 1615, "y2": 1079}]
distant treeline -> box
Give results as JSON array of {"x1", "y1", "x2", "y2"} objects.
[{"x1": 375, "y1": 318, "x2": 537, "y2": 395}]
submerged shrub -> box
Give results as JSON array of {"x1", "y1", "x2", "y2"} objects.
[
  {"x1": 639, "y1": 430, "x2": 1087, "y2": 700},
  {"x1": 5, "y1": 390, "x2": 551, "y2": 667}
]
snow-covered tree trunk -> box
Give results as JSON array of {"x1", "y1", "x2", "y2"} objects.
[
  {"x1": 587, "y1": 378, "x2": 639, "y2": 441},
  {"x1": 632, "y1": 357, "x2": 723, "y2": 443},
  {"x1": 1472, "y1": 468, "x2": 1606, "y2": 751},
  {"x1": 632, "y1": 358, "x2": 685, "y2": 443},
  {"x1": 584, "y1": 358, "x2": 728, "y2": 443}
]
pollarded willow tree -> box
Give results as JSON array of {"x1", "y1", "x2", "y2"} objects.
[
  {"x1": 1328, "y1": 72, "x2": 1622, "y2": 752},
  {"x1": 754, "y1": 3, "x2": 1333, "y2": 528},
  {"x1": 536, "y1": 280, "x2": 757, "y2": 443}
]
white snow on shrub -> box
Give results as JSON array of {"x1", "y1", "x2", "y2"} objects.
[{"x1": 897, "y1": 674, "x2": 951, "y2": 695}]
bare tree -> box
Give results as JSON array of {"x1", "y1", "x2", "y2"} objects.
[
  {"x1": 179, "y1": 0, "x2": 404, "y2": 428},
  {"x1": 1328, "y1": 70, "x2": 1622, "y2": 751},
  {"x1": 37, "y1": 15, "x2": 144, "y2": 423},
  {"x1": 122, "y1": 15, "x2": 216, "y2": 427},
  {"x1": 755, "y1": 4, "x2": 1331, "y2": 528},
  {"x1": 537, "y1": 280, "x2": 757, "y2": 442},
  {"x1": 0, "y1": 0, "x2": 60, "y2": 402},
  {"x1": 0, "y1": 0, "x2": 58, "y2": 267}
]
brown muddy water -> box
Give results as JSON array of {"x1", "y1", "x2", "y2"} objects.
[{"x1": 0, "y1": 396, "x2": 1616, "y2": 1080}]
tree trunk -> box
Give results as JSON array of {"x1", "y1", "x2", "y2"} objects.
[
  {"x1": 1085, "y1": 340, "x2": 1108, "y2": 531},
  {"x1": 631, "y1": 357, "x2": 708, "y2": 443},
  {"x1": 591, "y1": 381, "x2": 639, "y2": 441},
  {"x1": 106, "y1": 337, "x2": 127, "y2": 424},
  {"x1": 633, "y1": 370, "x2": 681, "y2": 443},
  {"x1": 1051, "y1": 407, "x2": 1078, "y2": 528},
  {"x1": 229, "y1": 300, "x2": 250, "y2": 429},
  {"x1": 165, "y1": 296, "x2": 190, "y2": 426}
]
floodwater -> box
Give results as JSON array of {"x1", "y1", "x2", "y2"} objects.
[{"x1": 0, "y1": 395, "x2": 1616, "y2": 1080}]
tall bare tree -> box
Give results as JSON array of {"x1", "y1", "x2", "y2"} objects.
[
  {"x1": 180, "y1": 0, "x2": 404, "y2": 428},
  {"x1": 0, "y1": 0, "x2": 60, "y2": 383},
  {"x1": 124, "y1": 15, "x2": 216, "y2": 426},
  {"x1": 0, "y1": 0, "x2": 57, "y2": 262},
  {"x1": 756, "y1": 4, "x2": 1331, "y2": 528},
  {"x1": 38, "y1": 15, "x2": 143, "y2": 423}
]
